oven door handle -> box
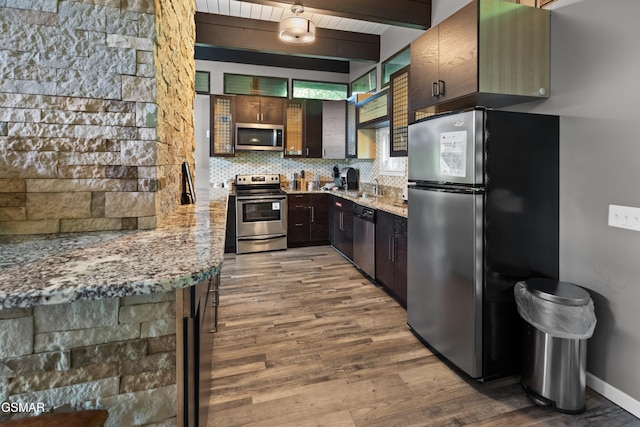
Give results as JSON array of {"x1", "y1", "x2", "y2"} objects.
[
  {"x1": 237, "y1": 234, "x2": 286, "y2": 241},
  {"x1": 236, "y1": 195, "x2": 286, "y2": 202}
]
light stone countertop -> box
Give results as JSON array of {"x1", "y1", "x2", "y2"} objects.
[
  {"x1": 284, "y1": 189, "x2": 408, "y2": 218},
  {"x1": 0, "y1": 189, "x2": 229, "y2": 310}
]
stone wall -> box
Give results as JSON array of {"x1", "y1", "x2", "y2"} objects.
[
  {"x1": 0, "y1": 0, "x2": 196, "y2": 235},
  {"x1": 0, "y1": 292, "x2": 178, "y2": 426},
  {"x1": 155, "y1": 0, "x2": 197, "y2": 222}
]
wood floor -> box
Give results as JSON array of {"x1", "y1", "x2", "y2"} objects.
[{"x1": 208, "y1": 246, "x2": 639, "y2": 426}]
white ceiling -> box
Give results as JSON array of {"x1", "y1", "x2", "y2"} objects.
[{"x1": 195, "y1": 0, "x2": 391, "y2": 35}]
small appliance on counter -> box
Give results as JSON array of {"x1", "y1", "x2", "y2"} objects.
[
  {"x1": 332, "y1": 165, "x2": 341, "y2": 188},
  {"x1": 341, "y1": 167, "x2": 359, "y2": 190}
]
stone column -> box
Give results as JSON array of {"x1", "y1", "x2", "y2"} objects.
[{"x1": 0, "y1": 0, "x2": 196, "y2": 235}]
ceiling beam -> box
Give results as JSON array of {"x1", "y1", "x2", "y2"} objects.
[
  {"x1": 239, "y1": 0, "x2": 432, "y2": 29},
  {"x1": 195, "y1": 13, "x2": 380, "y2": 62},
  {"x1": 195, "y1": 46, "x2": 350, "y2": 73}
]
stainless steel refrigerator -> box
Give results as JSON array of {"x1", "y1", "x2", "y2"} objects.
[{"x1": 407, "y1": 108, "x2": 559, "y2": 381}]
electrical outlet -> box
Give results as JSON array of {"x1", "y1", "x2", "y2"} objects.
[{"x1": 608, "y1": 205, "x2": 640, "y2": 232}]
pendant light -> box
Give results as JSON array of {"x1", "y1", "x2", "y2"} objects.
[{"x1": 279, "y1": 4, "x2": 316, "y2": 45}]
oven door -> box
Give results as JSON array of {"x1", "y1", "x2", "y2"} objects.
[{"x1": 236, "y1": 195, "x2": 287, "y2": 238}]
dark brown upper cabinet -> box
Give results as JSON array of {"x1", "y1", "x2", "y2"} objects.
[
  {"x1": 235, "y1": 95, "x2": 285, "y2": 125},
  {"x1": 410, "y1": 0, "x2": 550, "y2": 117},
  {"x1": 285, "y1": 99, "x2": 323, "y2": 159}
]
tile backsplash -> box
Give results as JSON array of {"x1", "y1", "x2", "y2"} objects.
[
  {"x1": 208, "y1": 129, "x2": 408, "y2": 197},
  {"x1": 209, "y1": 151, "x2": 362, "y2": 187}
]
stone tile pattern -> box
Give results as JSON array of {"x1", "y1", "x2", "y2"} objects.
[
  {"x1": 0, "y1": 291, "x2": 178, "y2": 427},
  {"x1": 0, "y1": 0, "x2": 196, "y2": 236},
  {"x1": 154, "y1": 0, "x2": 196, "y2": 226},
  {"x1": 0, "y1": 189, "x2": 228, "y2": 310}
]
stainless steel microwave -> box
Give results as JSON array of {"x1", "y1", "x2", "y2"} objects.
[{"x1": 235, "y1": 123, "x2": 284, "y2": 152}]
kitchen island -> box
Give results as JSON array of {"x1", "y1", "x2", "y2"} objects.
[{"x1": 0, "y1": 188, "x2": 229, "y2": 426}]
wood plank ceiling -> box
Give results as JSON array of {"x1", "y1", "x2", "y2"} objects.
[
  {"x1": 194, "y1": 0, "x2": 431, "y2": 68},
  {"x1": 195, "y1": 0, "x2": 392, "y2": 35}
]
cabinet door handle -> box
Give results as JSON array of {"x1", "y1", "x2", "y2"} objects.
[
  {"x1": 295, "y1": 223, "x2": 304, "y2": 227},
  {"x1": 257, "y1": 113, "x2": 260, "y2": 121},
  {"x1": 311, "y1": 206, "x2": 315, "y2": 223},
  {"x1": 392, "y1": 236, "x2": 397, "y2": 262},
  {"x1": 438, "y1": 80, "x2": 445, "y2": 97},
  {"x1": 323, "y1": 148, "x2": 326, "y2": 157},
  {"x1": 340, "y1": 212, "x2": 343, "y2": 230},
  {"x1": 306, "y1": 147, "x2": 309, "y2": 156},
  {"x1": 388, "y1": 235, "x2": 393, "y2": 261},
  {"x1": 432, "y1": 81, "x2": 438, "y2": 97},
  {"x1": 261, "y1": 113, "x2": 264, "y2": 121}
]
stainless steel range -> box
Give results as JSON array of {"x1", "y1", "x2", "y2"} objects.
[{"x1": 235, "y1": 174, "x2": 287, "y2": 254}]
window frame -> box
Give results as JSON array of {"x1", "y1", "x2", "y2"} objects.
[
  {"x1": 223, "y1": 73, "x2": 289, "y2": 98},
  {"x1": 291, "y1": 78, "x2": 349, "y2": 101},
  {"x1": 195, "y1": 70, "x2": 210, "y2": 95},
  {"x1": 350, "y1": 67, "x2": 377, "y2": 95},
  {"x1": 381, "y1": 45, "x2": 411, "y2": 88}
]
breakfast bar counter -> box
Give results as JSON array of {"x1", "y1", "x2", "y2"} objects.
[
  {"x1": 0, "y1": 188, "x2": 229, "y2": 426},
  {"x1": 0, "y1": 189, "x2": 229, "y2": 310}
]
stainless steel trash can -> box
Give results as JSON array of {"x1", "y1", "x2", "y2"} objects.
[{"x1": 516, "y1": 279, "x2": 596, "y2": 414}]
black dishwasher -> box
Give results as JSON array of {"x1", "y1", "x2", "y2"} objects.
[{"x1": 352, "y1": 203, "x2": 376, "y2": 279}]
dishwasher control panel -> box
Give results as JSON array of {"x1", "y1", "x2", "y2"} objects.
[{"x1": 353, "y1": 204, "x2": 376, "y2": 222}]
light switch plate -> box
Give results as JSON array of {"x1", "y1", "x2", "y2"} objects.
[{"x1": 608, "y1": 204, "x2": 640, "y2": 231}]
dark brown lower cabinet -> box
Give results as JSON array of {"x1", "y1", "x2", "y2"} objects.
[
  {"x1": 178, "y1": 274, "x2": 218, "y2": 427},
  {"x1": 329, "y1": 196, "x2": 353, "y2": 260},
  {"x1": 375, "y1": 211, "x2": 407, "y2": 307},
  {"x1": 287, "y1": 193, "x2": 329, "y2": 247}
]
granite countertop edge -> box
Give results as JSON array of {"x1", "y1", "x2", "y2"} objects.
[
  {"x1": 283, "y1": 189, "x2": 408, "y2": 218},
  {"x1": 0, "y1": 189, "x2": 229, "y2": 310}
]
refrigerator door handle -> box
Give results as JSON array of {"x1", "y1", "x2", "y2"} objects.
[{"x1": 410, "y1": 184, "x2": 484, "y2": 194}]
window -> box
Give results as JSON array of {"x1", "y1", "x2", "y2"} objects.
[
  {"x1": 351, "y1": 68, "x2": 377, "y2": 94},
  {"x1": 379, "y1": 128, "x2": 406, "y2": 176},
  {"x1": 381, "y1": 46, "x2": 410, "y2": 87},
  {"x1": 292, "y1": 80, "x2": 348, "y2": 100},
  {"x1": 195, "y1": 71, "x2": 210, "y2": 94},
  {"x1": 224, "y1": 74, "x2": 288, "y2": 97}
]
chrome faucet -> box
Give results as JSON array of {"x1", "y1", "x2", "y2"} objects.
[{"x1": 373, "y1": 178, "x2": 380, "y2": 196}]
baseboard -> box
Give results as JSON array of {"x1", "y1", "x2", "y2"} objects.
[{"x1": 587, "y1": 373, "x2": 640, "y2": 419}]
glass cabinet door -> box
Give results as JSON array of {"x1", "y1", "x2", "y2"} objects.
[
  {"x1": 285, "y1": 100, "x2": 304, "y2": 156},
  {"x1": 211, "y1": 95, "x2": 235, "y2": 156},
  {"x1": 390, "y1": 66, "x2": 409, "y2": 157}
]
